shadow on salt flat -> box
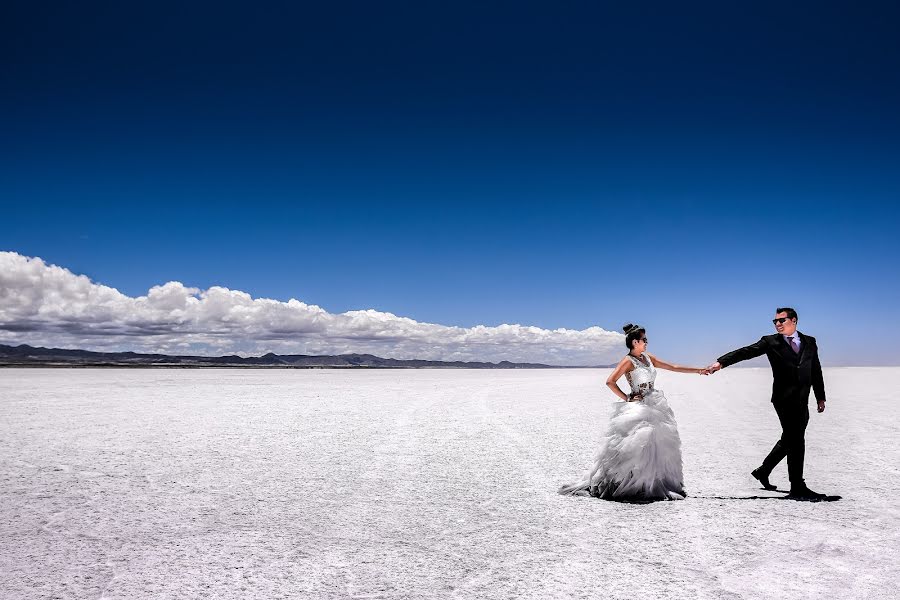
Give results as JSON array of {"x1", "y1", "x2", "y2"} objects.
[{"x1": 694, "y1": 494, "x2": 842, "y2": 502}]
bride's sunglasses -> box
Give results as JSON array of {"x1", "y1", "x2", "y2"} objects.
[
  {"x1": 639, "y1": 337, "x2": 648, "y2": 343},
  {"x1": 772, "y1": 317, "x2": 792, "y2": 325}
]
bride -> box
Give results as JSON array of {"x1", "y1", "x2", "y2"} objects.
[{"x1": 559, "y1": 324, "x2": 709, "y2": 501}]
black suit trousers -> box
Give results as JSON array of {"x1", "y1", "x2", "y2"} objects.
[{"x1": 760, "y1": 402, "x2": 810, "y2": 485}]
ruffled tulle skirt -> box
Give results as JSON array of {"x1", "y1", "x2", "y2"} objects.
[{"x1": 559, "y1": 389, "x2": 685, "y2": 501}]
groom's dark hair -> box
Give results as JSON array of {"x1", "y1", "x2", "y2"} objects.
[{"x1": 775, "y1": 307, "x2": 798, "y2": 321}]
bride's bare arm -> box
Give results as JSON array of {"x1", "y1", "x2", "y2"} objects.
[
  {"x1": 606, "y1": 357, "x2": 636, "y2": 401},
  {"x1": 647, "y1": 353, "x2": 709, "y2": 375}
]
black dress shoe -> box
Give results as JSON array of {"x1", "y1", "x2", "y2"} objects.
[
  {"x1": 751, "y1": 468, "x2": 777, "y2": 491},
  {"x1": 788, "y1": 485, "x2": 827, "y2": 500}
]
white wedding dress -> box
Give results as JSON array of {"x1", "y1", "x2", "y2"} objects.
[{"x1": 559, "y1": 353, "x2": 686, "y2": 501}]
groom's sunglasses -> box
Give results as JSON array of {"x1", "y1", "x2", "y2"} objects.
[{"x1": 772, "y1": 317, "x2": 792, "y2": 325}]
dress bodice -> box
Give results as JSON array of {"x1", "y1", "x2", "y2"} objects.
[{"x1": 625, "y1": 353, "x2": 657, "y2": 396}]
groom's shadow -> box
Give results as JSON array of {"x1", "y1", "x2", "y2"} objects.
[
  {"x1": 698, "y1": 488, "x2": 842, "y2": 502},
  {"x1": 574, "y1": 489, "x2": 842, "y2": 503}
]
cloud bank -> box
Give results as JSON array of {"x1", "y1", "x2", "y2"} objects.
[{"x1": 0, "y1": 252, "x2": 624, "y2": 365}]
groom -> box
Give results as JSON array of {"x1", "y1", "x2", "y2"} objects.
[{"x1": 707, "y1": 308, "x2": 827, "y2": 500}]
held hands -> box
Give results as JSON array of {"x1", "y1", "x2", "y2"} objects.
[{"x1": 705, "y1": 361, "x2": 722, "y2": 375}]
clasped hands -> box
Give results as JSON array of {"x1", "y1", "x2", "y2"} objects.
[
  {"x1": 693, "y1": 362, "x2": 722, "y2": 376},
  {"x1": 704, "y1": 361, "x2": 722, "y2": 375}
]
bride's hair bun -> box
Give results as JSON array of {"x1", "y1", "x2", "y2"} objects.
[{"x1": 622, "y1": 323, "x2": 639, "y2": 334}]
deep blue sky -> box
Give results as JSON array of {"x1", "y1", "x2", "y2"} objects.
[{"x1": 2, "y1": 1, "x2": 899, "y2": 364}]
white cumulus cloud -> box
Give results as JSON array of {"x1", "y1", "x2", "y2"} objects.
[{"x1": 0, "y1": 251, "x2": 624, "y2": 364}]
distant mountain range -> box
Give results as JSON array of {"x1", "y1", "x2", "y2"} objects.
[{"x1": 0, "y1": 344, "x2": 609, "y2": 369}]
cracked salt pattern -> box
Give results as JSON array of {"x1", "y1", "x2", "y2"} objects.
[{"x1": 1, "y1": 367, "x2": 897, "y2": 599}]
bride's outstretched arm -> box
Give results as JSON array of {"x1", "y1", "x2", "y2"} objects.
[
  {"x1": 606, "y1": 357, "x2": 635, "y2": 401},
  {"x1": 647, "y1": 353, "x2": 709, "y2": 375}
]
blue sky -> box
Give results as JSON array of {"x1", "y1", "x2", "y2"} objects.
[{"x1": 2, "y1": 2, "x2": 899, "y2": 364}]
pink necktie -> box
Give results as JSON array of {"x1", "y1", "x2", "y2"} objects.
[{"x1": 789, "y1": 337, "x2": 799, "y2": 353}]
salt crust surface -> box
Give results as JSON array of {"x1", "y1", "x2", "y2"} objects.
[{"x1": 0, "y1": 368, "x2": 897, "y2": 599}]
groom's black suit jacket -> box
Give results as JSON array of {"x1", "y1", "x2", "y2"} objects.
[{"x1": 717, "y1": 332, "x2": 826, "y2": 405}]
